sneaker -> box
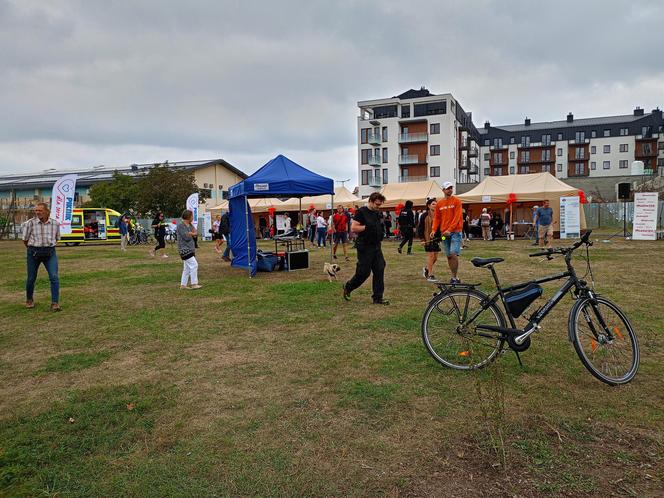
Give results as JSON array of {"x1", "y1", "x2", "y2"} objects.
[
  {"x1": 161, "y1": 254, "x2": 169, "y2": 258},
  {"x1": 422, "y1": 267, "x2": 429, "y2": 278},
  {"x1": 50, "y1": 303, "x2": 62, "y2": 312},
  {"x1": 149, "y1": 250, "x2": 155, "y2": 257},
  {"x1": 450, "y1": 277, "x2": 461, "y2": 284},
  {"x1": 427, "y1": 275, "x2": 437, "y2": 282},
  {"x1": 373, "y1": 298, "x2": 390, "y2": 305},
  {"x1": 180, "y1": 285, "x2": 188, "y2": 290},
  {"x1": 397, "y1": 247, "x2": 402, "y2": 254},
  {"x1": 342, "y1": 283, "x2": 351, "y2": 301},
  {"x1": 25, "y1": 300, "x2": 35, "y2": 309},
  {"x1": 189, "y1": 284, "x2": 203, "y2": 290},
  {"x1": 344, "y1": 257, "x2": 350, "y2": 262}
]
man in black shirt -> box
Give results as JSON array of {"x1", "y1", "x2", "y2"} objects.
[
  {"x1": 343, "y1": 192, "x2": 389, "y2": 305},
  {"x1": 397, "y1": 200, "x2": 415, "y2": 254}
]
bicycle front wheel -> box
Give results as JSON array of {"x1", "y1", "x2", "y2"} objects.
[
  {"x1": 422, "y1": 290, "x2": 506, "y2": 370},
  {"x1": 569, "y1": 296, "x2": 639, "y2": 385}
]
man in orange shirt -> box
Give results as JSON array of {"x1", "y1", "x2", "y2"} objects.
[{"x1": 430, "y1": 181, "x2": 463, "y2": 283}]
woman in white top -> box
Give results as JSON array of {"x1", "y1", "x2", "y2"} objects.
[
  {"x1": 283, "y1": 212, "x2": 291, "y2": 233},
  {"x1": 316, "y1": 213, "x2": 328, "y2": 247}
]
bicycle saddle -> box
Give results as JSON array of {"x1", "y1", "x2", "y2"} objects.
[{"x1": 471, "y1": 257, "x2": 504, "y2": 267}]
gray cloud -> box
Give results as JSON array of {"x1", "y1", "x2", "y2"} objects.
[{"x1": 1, "y1": 0, "x2": 663, "y2": 181}]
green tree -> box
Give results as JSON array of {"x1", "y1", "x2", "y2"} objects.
[
  {"x1": 86, "y1": 172, "x2": 139, "y2": 212},
  {"x1": 134, "y1": 165, "x2": 206, "y2": 217}
]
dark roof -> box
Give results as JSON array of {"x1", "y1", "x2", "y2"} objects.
[
  {"x1": 0, "y1": 159, "x2": 247, "y2": 190},
  {"x1": 394, "y1": 87, "x2": 435, "y2": 100}
]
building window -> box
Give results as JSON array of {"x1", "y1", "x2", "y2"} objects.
[
  {"x1": 521, "y1": 136, "x2": 530, "y2": 147},
  {"x1": 557, "y1": 148, "x2": 562, "y2": 156},
  {"x1": 493, "y1": 152, "x2": 503, "y2": 163},
  {"x1": 542, "y1": 149, "x2": 551, "y2": 161},
  {"x1": 484, "y1": 168, "x2": 490, "y2": 176},
  {"x1": 643, "y1": 144, "x2": 653, "y2": 155},
  {"x1": 483, "y1": 153, "x2": 490, "y2": 161},
  {"x1": 382, "y1": 127, "x2": 388, "y2": 142},
  {"x1": 557, "y1": 133, "x2": 563, "y2": 141},
  {"x1": 659, "y1": 142, "x2": 664, "y2": 150},
  {"x1": 519, "y1": 165, "x2": 529, "y2": 174},
  {"x1": 382, "y1": 148, "x2": 388, "y2": 163},
  {"x1": 575, "y1": 147, "x2": 585, "y2": 159},
  {"x1": 494, "y1": 167, "x2": 503, "y2": 176},
  {"x1": 430, "y1": 166, "x2": 440, "y2": 177},
  {"x1": 603, "y1": 144, "x2": 611, "y2": 153},
  {"x1": 493, "y1": 138, "x2": 503, "y2": 148},
  {"x1": 603, "y1": 160, "x2": 610, "y2": 169},
  {"x1": 382, "y1": 168, "x2": 389, "y2": 184},
  {"x1": 484, "y1": 139, "x2": 490, "y2": 146},
  {"x1": 361, "y1": 129, "x2": 369, "y2": 144},
  {"x1": 414, "y1": 100, "x2": 446, "y2": 117},
  {"x1": 542, "y1": 164, "x2": 551, "y2": 173},
  {"x1": 510, "y1": 151, "x2": 515, "y2": 159},
  {"x1": 361, "y1": 149, "x2": 369, "y2": 164},
  {"x1": 510, "y1": 137, "x2": 515, "y2": 144},
  {"x1": 401, "y1": 105, "x2": 410, "y2": 118},
  {"x1": 557, "y1": 163, "x2": 563, "y2": 172},
  {"x1": 591, "y1": 146, "x2": 596, "y2": 154},
  {"x1": 591, "y1": 130, "x2": 597, "y2": 138},
  {"x1": 620, "y1": 128, "x2": 628, "y2": 136},
  {"x1": 430, "y1": 123, "x2": 440, "y2": 134},
  {"x1": 591, "y1": 161, "x2": 596, "y2": 170},
  {"x1": 604, "y1": 129, "x2": 610, "y2": 137},
  {"x1": 509, "y1": 166, "x2": 515, "y2": 174},
  {"x1": 619, "y1": 160, "x2": 628, "y2": 169},
  {"x1": 361, "y1": 170, "x2": 370, "y2": 185},
  {"x1": 430, "y1": 145, "x2": 440, "y2": 156},
  {"x1": 642, "y1": 126, "x2": 651, "y2": 137},
  {"x1": 575, "y1": 131, "x2": 585, "y2": 142},
  {"x1": 520, "y1": 151, "x2": 530, "y2": 162},
  {"x1": 620, "y1": 144, "x2": 628, "y2": 152},
  {"x1": 542, "y1": 134, "x2": 551, "y2": 145},
  {"x1": 574, "y1": 163, "x2": 585, "y2": 176}
]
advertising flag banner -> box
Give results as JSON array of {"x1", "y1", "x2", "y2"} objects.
[
  {"x1": 632, "y1": 192, "x2": 658, "y2": 240},
  {"x1": 50, "y1": 174, "x2": 78, "y2": 235},
  {"x1": 559, "y1": 196, "x2": 580, "y2": 239},
  {"x1": 186, "y1": 193, "x2": 199, "y2": 229}
]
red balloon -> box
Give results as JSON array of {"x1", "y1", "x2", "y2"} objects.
[
  {"x1": 267, "y1": 207, "x2": 276, "y2": 215},
  {"x1": 579, "y1": 190, "x2": 588, "y2": 204},
  {"x1": 506, "y1": 193, "x2": 517, "y2": 204}
]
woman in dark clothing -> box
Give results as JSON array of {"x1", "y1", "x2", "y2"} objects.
[{"x1": 150, "y1": 211, "x2": 168, "y2": 258}]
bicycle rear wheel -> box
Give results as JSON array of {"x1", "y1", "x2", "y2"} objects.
[
  {"x1": 422, "y1": 289, "x2": 506, "y2": 370},
  {"x1": 569, "y1": 296, "x2": 639, "y2": 385}
]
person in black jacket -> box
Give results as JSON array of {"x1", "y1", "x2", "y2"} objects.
[
  {"x1": 343, "y1": 192, "x2": 389, "y2": 305},
  {"x1": 220, "y1": 210, "x2": 232, "y2": 262},
  {"x1": 397, "y1": 200, "x2": 415, "y2": 254},
  {"x1": 150, "y1": 211, "x2": 168, "y2": 258}
]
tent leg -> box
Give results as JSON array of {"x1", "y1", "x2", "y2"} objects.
[
  {"x1": 329, "y1": 193, "x2": 334, "y2": 261},
  {"x1": 245, "y1": 195, "x2": 251, "y2": 278}
]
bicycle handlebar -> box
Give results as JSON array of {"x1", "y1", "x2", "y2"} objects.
[{"x1": 528, "y1": 230, "x2": 593, "y2": 258}]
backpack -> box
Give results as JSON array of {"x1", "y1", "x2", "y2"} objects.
[{"x1": 417, "y1": 211, "x2": 428, "y2": 239}]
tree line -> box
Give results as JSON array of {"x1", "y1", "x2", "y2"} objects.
[{"x1": 85, "y1": 165, "x2": 207, "y2": 217}]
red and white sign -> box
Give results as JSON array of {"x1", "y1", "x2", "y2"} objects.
[{"x1": 632, "y1": 192, "x2": 658, "y2": 240}]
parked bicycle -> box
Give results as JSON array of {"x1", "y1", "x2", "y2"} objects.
[
  {"x1": 421, "y1": 231, "x2": 639, "y2": 385},
  {"x1": 165, "y1": 224, "x2": 177, "y2": 245},
  {"x1": 128, "y1": 224, "x2": 153, "y2": 245}
]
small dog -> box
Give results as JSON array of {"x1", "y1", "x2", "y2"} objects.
[{"x1": 324, "y1": 262, "x2": 341, "y2": 282}]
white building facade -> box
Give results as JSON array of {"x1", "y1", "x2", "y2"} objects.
[{"x1": 357, "y1": 88, "x2": 481, "y2": 198}]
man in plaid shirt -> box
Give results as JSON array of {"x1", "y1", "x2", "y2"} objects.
[{"x1": 22, "y1": 202, "x2": 61, "y2": 311}]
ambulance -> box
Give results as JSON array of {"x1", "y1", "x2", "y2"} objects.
[{"x1": 59, "y1": 208, "x2": 122, "y2": 246}]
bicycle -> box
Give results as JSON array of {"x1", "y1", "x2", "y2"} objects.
[
  {"x1": 165, "y1": 225, "x2": 177, "y2": 245},
  {"x1": 421, "y1": 231, "x2": 639, "y2": 385}
]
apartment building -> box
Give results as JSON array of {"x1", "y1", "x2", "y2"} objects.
[
  {"x1": 478, "y1": 108, "x2": 664, "y2": 182},
  {"x1": 357, "y1": 88, "x2": 481, "y2": 198}
]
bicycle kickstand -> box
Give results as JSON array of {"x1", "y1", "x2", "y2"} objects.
[{"x1": 514, "y1": 351, "x2": 524, "y2": 368}]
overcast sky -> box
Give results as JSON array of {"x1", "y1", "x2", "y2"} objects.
[{"x1": 2, "y1": 0, "x2": 663, "y2": 185}]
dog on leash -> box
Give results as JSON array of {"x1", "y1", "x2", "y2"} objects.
[{"x1": 324, "y1": 262, "x2": 341, "y2": 282}]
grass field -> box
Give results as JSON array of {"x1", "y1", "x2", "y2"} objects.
[{"x1": 0, "y1": 236, "x2": 662, "y2": 497}]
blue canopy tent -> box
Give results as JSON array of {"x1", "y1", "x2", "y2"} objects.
[{"x1": 228, "y1": 155, "x2": 334, "y2": 276}]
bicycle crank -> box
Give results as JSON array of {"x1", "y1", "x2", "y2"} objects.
[{"x1": 507, "y1": 333, "x2": 531, "y2": 352}]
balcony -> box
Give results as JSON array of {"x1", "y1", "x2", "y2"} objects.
[
  {"x1": 368, "y1": 132, "x2": 382, "y2": 146},
  {"x1": 468, "y1": 146, "x2": 479, "y2": 157},
  {"x1": 398, "y1": 154, "x2": 426, "y2": 165},
  {"x1": 368, "y1": 176, "x2": 382, "y2": 188},
  {"x1": 399, "y1": 132, "x2": 428, "y2": 144},
  {"x1": 368, "y1": 155, "x2": 381, "y2": 167},
  {"x1": 489, "y1": 144, "x2": 507, "y2": 151},
  {"x1": 398, "y1": 175, "x2": 429, "y2": 183},
  {"x1": 570, "y1": 139, "x2": 590, "y2": 145}
]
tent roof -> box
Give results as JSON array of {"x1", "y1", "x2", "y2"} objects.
[
  {"x1": 379, "y1": 180, "x2": 445, "y2": 208},
  {"x1": 457, "y1": 173, "x2": 580, "y2": 203},
  {"x1": 228, "y1": 154, "x2": 334, "y2": 199},
  {"x1": 280, "y1": 186, "x2": 360, "y2": 211},
  {"x1": 209, "y1": 197, "x2": 284, "y2": 213}
]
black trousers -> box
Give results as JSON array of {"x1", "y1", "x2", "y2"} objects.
[
  {"x1": 154, "y1": 233, "x2": 165, "y2": 251},
  {"x1": 399, "y1": 227, "x2": 414, "y2": 253},
  {"x1": 346, "y1": 243, "x2": 385, "y2": 301}
]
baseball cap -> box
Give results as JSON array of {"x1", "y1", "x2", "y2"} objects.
[{"x1": 442, "y1": 181, "x2": 454, "y2": 189}]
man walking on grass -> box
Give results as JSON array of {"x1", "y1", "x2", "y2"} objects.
[
  {"x1": 430, "y1": 181, "x2": 463, "y2": 284},
  {"x1": 343, "y1": 192, "x2": 389, "y2": 305},
  {"x1": 22, "y1": 202, "x2": 62, "y2": 311},
  {"x1": 397, "y1": 200, "x2": 415, "y2": 254},
  {"x1": 535, "y1": 200, "x2": 555, "y2": 248}
]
